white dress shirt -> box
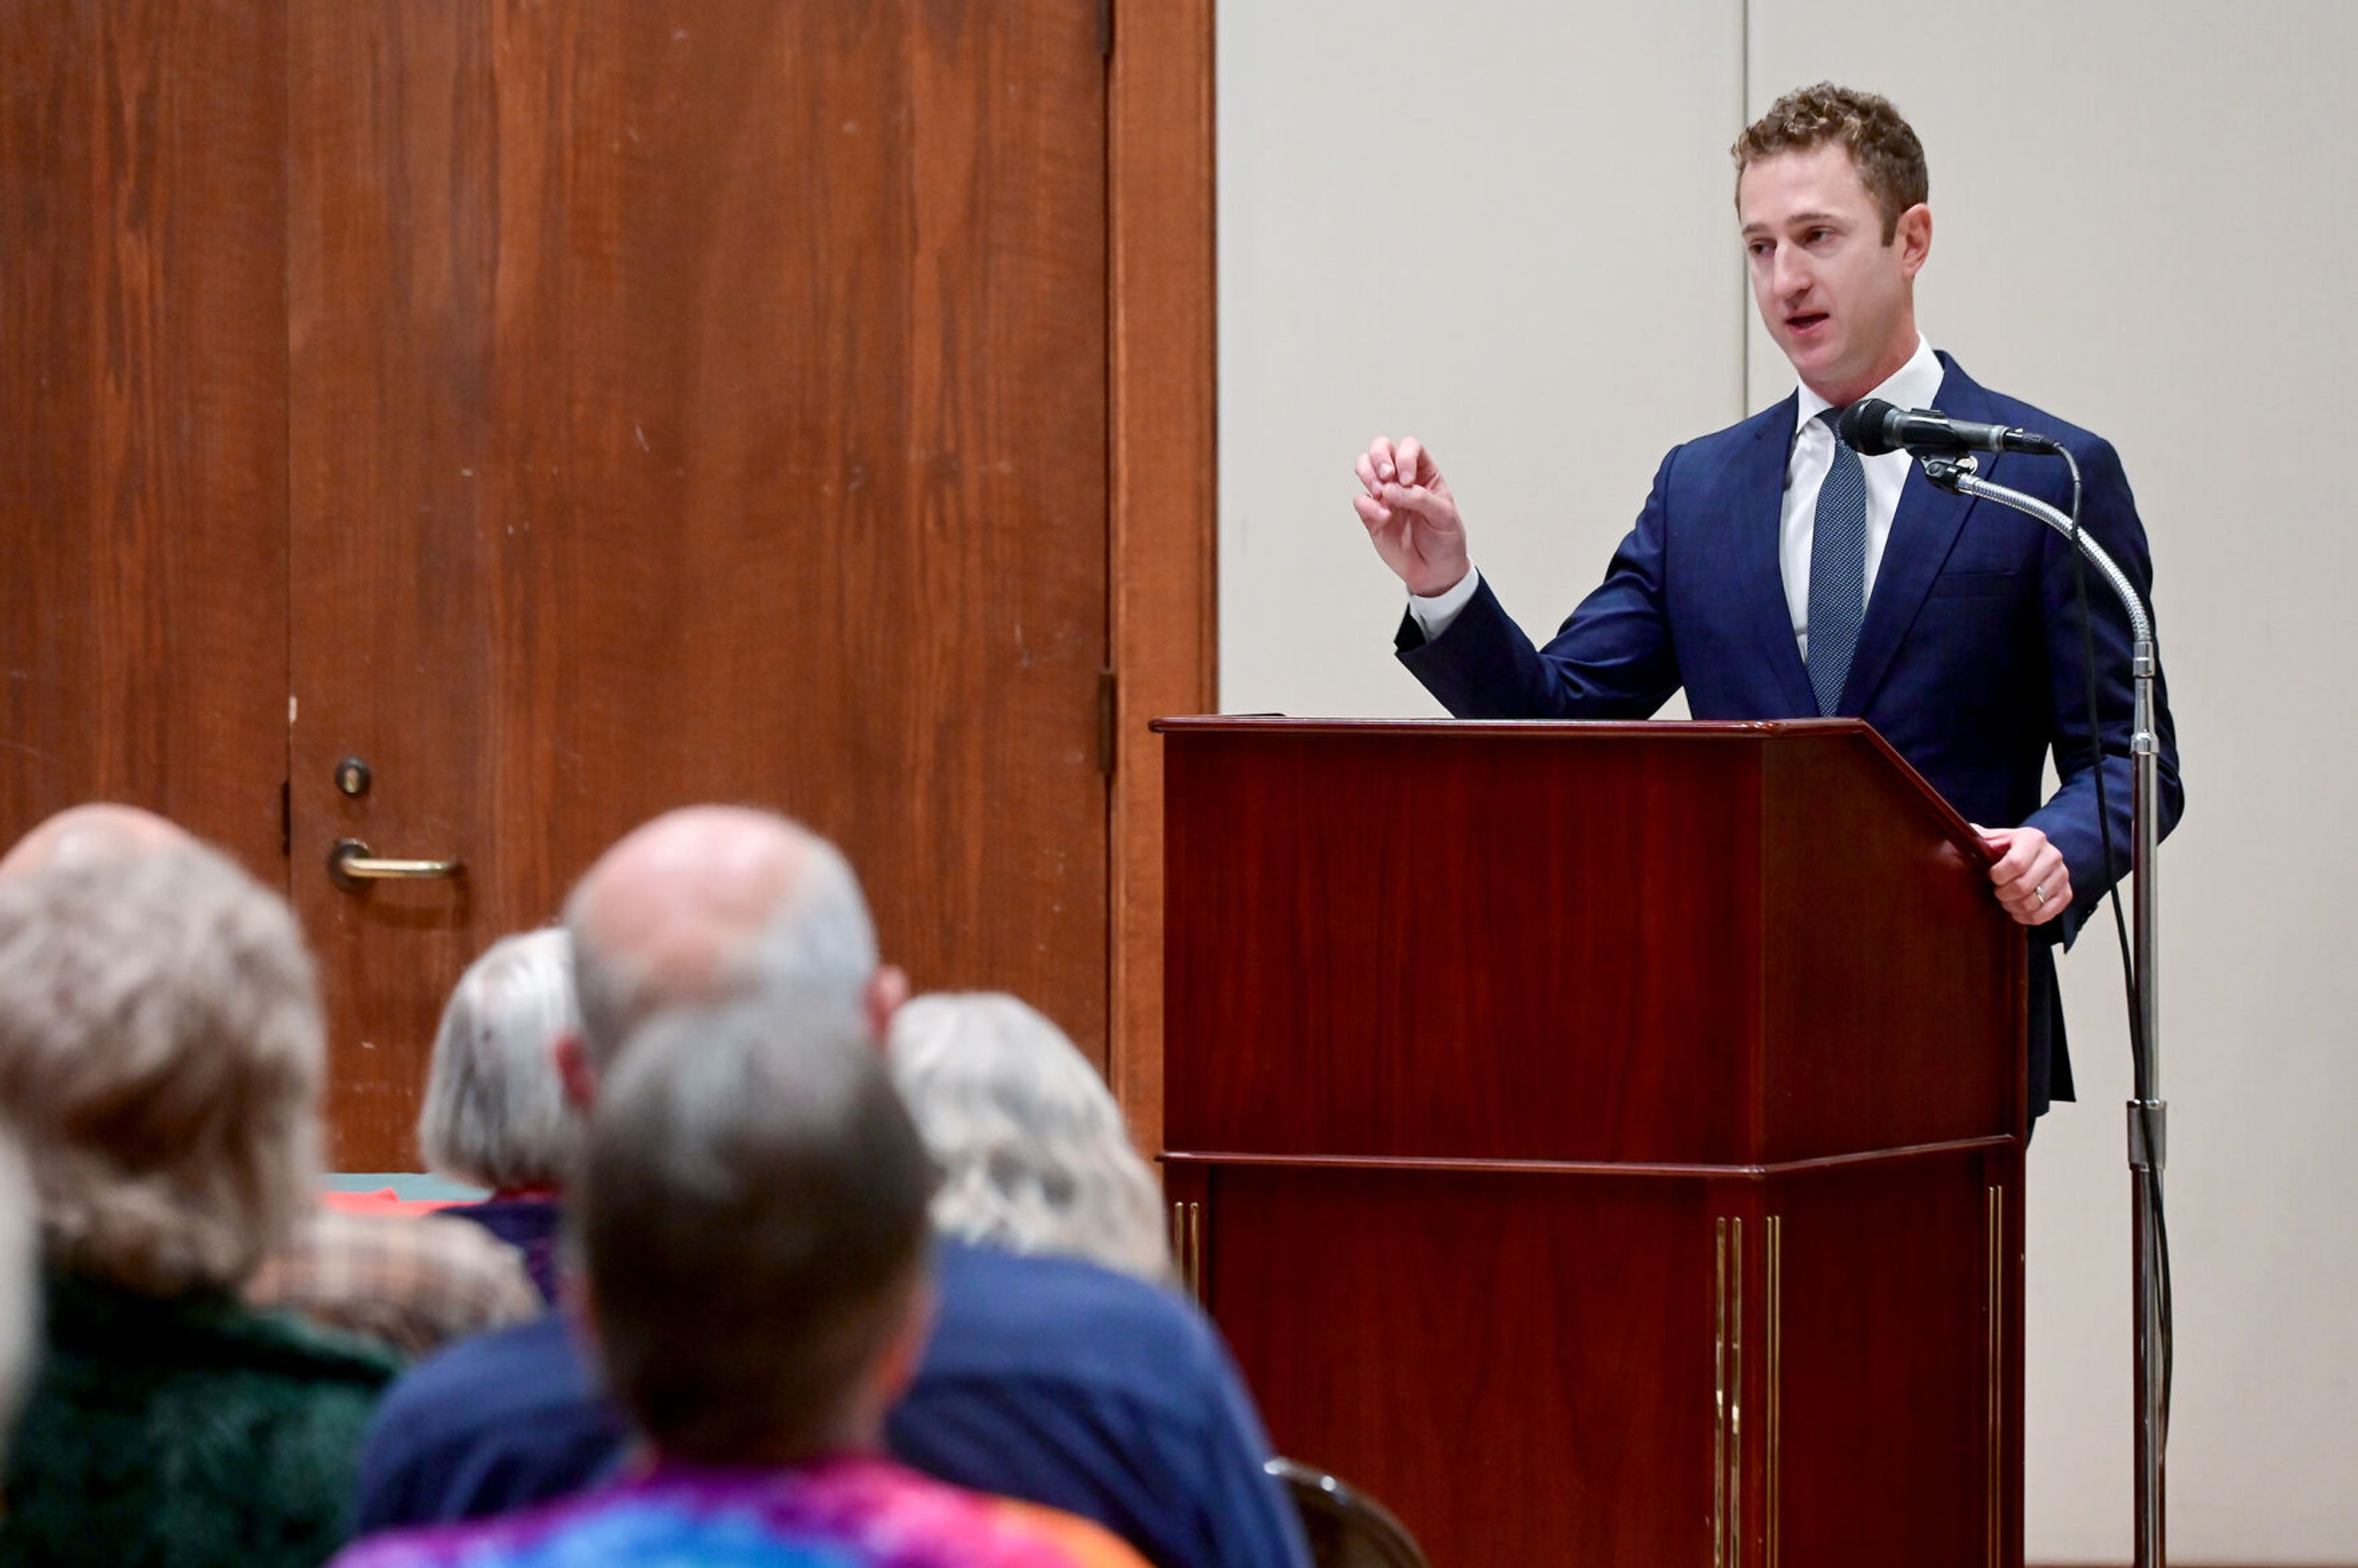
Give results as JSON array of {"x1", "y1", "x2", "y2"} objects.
[
  {"x1": 1779, "y1": 334, "x2": 1943, "y2": 661},
  {"x1": 1408, "y1": 335, "x2": 1947, "y2": 659}
]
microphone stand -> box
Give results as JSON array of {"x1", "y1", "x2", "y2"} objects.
[{"x1": 1921, "y1": 454, "x2": 2167, "y2": 1568}]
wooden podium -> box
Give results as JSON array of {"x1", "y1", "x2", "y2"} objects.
[{"x1": 1156, "y1": 718, "x2": 2025, "y2": 1568}]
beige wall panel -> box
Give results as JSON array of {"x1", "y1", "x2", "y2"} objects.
[
  {"x1": 1742, "y1": 5, "x2": 2356, "y2": 1561},
  {"x1": 1218, "y1": 1, "x2": 1745, "y2": 719},
  {"x1": 1222, "y1": 0, "x2": 2353, "y2": 1559}
]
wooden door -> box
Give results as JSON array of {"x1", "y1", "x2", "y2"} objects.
[
  {"x1": 0, "y1": 2, "x2": 1128, "y2": 1174},
  {"x1": 286, "y1": 1, "x2": 1110, "y2": 1166},
  {"x1": 0, "y1": 0, "x2": 289, "y2": 878}
]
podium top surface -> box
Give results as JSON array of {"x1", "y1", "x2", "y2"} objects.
[{"x1": 1151, "y1": 715, "x2": 1991, "y2": 867}]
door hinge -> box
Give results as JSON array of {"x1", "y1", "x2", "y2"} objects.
[
  {"x1": 279, "y1": 779, "x2": 291, "y2": 858},
  {"x1": 1097, "y1": 667, "x2": 1118, "y2": 777},
  {"x1": 1097, "y1": 0, "x2": 1112, "y2": 60}
]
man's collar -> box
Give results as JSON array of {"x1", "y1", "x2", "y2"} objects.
[{"x1": 1794, "y1": 335, "x2": 1944, "y2": 431}]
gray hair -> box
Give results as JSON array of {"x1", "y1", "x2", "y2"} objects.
[
  {"x1": 566, "y1": 813, "x2": 878, "y2": 1072},
  {"x1": 416, "y1": 928, "x2": 584, "y2": 1192},
  {"x1": 577, "y1": 1001, "x2": 936, "y2": 1465},
  {"x1": 0, "y1": 845, "x2": 323, "y2": 1295},
  {"x1": 885, "y1": 993, "x2": 1172, "y2": 1283},
  {"x1": 0, "y1": 1124, "x2": 39, "y2": 1467}
]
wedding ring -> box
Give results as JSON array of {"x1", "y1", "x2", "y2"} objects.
[{"x1": 2033, "y1": 884, "x2": 2048, "y2": 906}]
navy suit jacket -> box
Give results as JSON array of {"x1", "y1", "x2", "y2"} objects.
[{"x1": 1398, "y1": 354, "x2": 2183, "y2": 1117}]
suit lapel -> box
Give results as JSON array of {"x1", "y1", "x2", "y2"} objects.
[
  {"x1": 1837, "y1": 356, "x2": 1986, "y2": 716},
  {"x1": 1732, "y1": 395, "x2": 1819, "y2": 716}
]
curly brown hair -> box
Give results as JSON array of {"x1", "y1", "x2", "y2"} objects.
[{"x1": 1733, "y1": 83, "x2": 1928, "y2": 242}]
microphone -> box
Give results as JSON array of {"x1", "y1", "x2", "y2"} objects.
[{"x1": 1839, "y1": 398, "x2": 2063, "y2": 458}]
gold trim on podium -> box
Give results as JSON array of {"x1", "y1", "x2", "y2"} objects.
[
  {"x1": 1170, "y1": 1200, "x2": 1205, "y2": 1303},
  {"x1": 1986, "y1": 1186, "x2": 2004, "y2": 1568},
  {"x1": 1715, "y1": 1217, "x2": 1745, "y2": 1568},
  {"x1": 1765, "y1": 1215, "x2": 1783, "y2": 1568}
]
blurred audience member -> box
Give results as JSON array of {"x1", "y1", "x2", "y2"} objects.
[
  {"x1": 354, "y1": 807, "x2": 884, "y2": 1529},
  {"x1": 0, "y1": 844, "x2": 396, "y2": 1567},
  {"x1": 0, "y1": 800, "x2": 182, "y2": 878},
  {"x1": 880, "y1": 1210, "x2": 1308, "y2": 1568},
  {"x1": 335, "y1": 1004, "x2": 1147, "y2": 1568},
  {"x1": 887, "y1": 992, "x2": 1171, "y2": 1284},
  {"x1": 357, "y1": 807, "x2": 1309, "y2": 1568},
  {"x1": 415, "y1": 929, "x2": 583, "y2": 1302},
  {"x1": 0, "y1": 804, "x2": 539, "y2": 1357},
  {"x1": 245, "y1": 1200, "x2": 542, "y2": 1356},
  {"x1": 0, "y1": 1126, "x2": 37, "y2": 1475},
  {"x1": 564, "y1": 808, "x2": 905, "y2": 1073}
]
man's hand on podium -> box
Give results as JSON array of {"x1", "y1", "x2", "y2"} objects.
[
  {"x1": 1975, "y1": 823, "x2": 2072, "y2": 927},
  {"x1": 1353, "y1": 436, "x2": 1472, "y2": 599}
]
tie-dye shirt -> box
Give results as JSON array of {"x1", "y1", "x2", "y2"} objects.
[{"x1": 329, "y1": 1456, "x2": 1152, "y2": 1568}]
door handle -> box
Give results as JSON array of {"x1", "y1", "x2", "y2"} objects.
[{"x1": 328, "y1": 837, "x2": 462, "y2": 892}]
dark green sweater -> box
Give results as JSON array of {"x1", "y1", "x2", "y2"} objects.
[{"x1": 1, "y1": 1273, "x2": 399, "y2": 1568}]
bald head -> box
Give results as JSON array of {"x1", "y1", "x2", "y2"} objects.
[
  {"x1": 0, "y1": 804, "x2": 189, "y2": 883},
  {"x1": 564, "y1": 807, "x2": 889, "y2": 1073}
]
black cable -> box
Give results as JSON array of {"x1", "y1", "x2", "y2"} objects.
[
  {"x1": 2057, "y1": 452, "x2": 2141, "y2": 1064},
  {"x1": 2151, "y1": 1165, "x2": 2173, "y2": 1434},
  {"x1": 2056, "y1": 448, "x2": 2171, "y2": 1436}
]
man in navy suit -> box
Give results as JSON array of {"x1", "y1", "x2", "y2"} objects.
[{"x1": 1352, "y1": 83, "x2": 2182, "y2": 1119}]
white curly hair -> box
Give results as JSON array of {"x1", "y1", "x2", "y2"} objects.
[
  {"x1": 417, "y1": 928, "x2": 583, "y2": 1192},
  {"x1": 885, "y1": 993, "x2": 1170, "y2": 1283},
  {"x1": 0, "y1": 845, "x2": 323, "y2": 1297}
]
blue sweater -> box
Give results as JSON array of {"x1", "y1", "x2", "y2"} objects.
[{"x1": 351, "y1": 1240, "x2": 1309, "y2": 1568}]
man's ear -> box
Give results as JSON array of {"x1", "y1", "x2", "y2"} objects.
[
  {"x1": 1897, "y1": 203, "x2": 1932, "y2": 279},
  {"x1": 865, "y1": 965, "x2": 909, "y2": 1048},
  {"x1": 565, "y1": 1273, "x2": 599, "y2": 1349},
  {"x1": 870, "y1": 1270, "x2": 935, "y2": 1411},
  {"x1": 553, "y1": 1030, "x2": 599, "y2": 1113},
  {"x1": 835, "y1": 1267, "x2": 936, "y2": 1450}
]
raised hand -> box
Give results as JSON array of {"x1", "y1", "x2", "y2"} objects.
[{"x1": 1353, "y1": 435, "x2": 1472, "y2": 598}]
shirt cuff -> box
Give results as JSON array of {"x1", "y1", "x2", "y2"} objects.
[{"x1": 1407, "y1": 566, "x2": 1481, "y2": 641}]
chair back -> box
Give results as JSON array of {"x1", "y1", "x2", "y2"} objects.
[{"x1": 1264, "y1": 1457, "x2": 1430, "y2": 1568}]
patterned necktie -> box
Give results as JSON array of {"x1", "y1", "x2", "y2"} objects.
[{"x1": 1806, "y1": 406, "x2": 1867, "y2": 716}]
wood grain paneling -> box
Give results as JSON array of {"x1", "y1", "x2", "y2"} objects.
[
  {"x1": 1208, "y1": 1164, "x2": 1719, "y2": 1567},
  {"x1": 290, "y1": 1, "x2": 1110, "y2": 1165},
  {"x1": 1108, "y1": 0, "x2": 1217, "y2": 1161},
  {"x1": 1162, "y1": 720, "x2": 2028, "y2": 1566},
  {"x1": 0, "y1": 0, "x2": 289, "y2": 876},
  {"x1": 1162, "y1": 719, "x2": 2017, "y2": 1165},
  {"x1": 1767, "y1": 1152, "x2": 1995, "y2": 1568},
  {"x1": 1163, "y1": 723, "x2": 1764, "y2": 1163},
  {"x1": 1759, "y1": 728, "x2": 2023, "y2": 1159}
]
